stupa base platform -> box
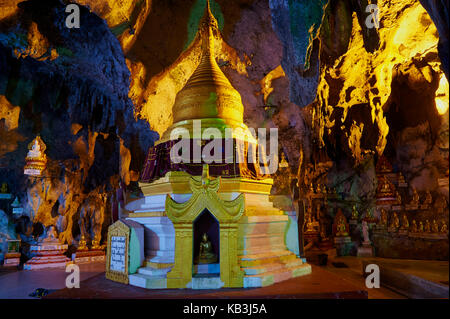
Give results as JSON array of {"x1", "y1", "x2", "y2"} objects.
[{"x1": 128, "y1": 253, "x2": 311, "y2": 290}]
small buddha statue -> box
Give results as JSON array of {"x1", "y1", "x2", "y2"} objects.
[
  {"x1": 396, "y1": 191, "x2": 402, "y2": 205},
  {"x1": 390, "y1": 212, "x2": 400, "y2": 229},
  {"x1": 78, "y1": 234, "x2": 88, "y2": 251},
  {"x1": 424, "y1": 191, "x2": 432, "y2": 205},
  {"x1": 334, "y1": 210, "x2": 349, "y2": 237},
  {"x1": 398, "y1": 172, "x2": 406, "y2": 184},
  {"x1": 351, "y1": 205, "x2": 359, "y2": 220},
  {"x1": 410, "y1": 220, "x2": 418, "y2": 233},
  {"x1": 310, "y1": 183, "x2": 315, "y2": 194},
  {"x1": 306, "y1": 214, "x2": 316, "y2": 232},
  {"x1": 410, "y1": 188, "x2": 420, "y2": 205},
  {"x1": 316, "y1": 184, "x2": 322, "y2": 193},
  {"x1": 441, "y1": 222, "x2": 448, "y2": 234},
  {"x1": 400, "y1": 214, "x2": 409, "y2": 230},
  {"x1": 432, "y1": 220, "x2": 439, "y2": 233},
  {"x1": 365, "y1": 208, "x2": 376, "y2": 223},
  {"x1": 278, "y1": 153, "x2": 289, "y2": 168},
  {"x1": 42, "y1": 226, "x2": 59, "y2": 243},
  {"x1": 379, "y1": 208, "x2": 388, "y2": 227},
  {"x1": 198, "y1": 233, "x2": 217, "y2": 264},
  {"x1": 0, "y1": 183, "x2": 7, "y2": 194},
  {"x1": 418, "y1": 221, "x2": 424, "y2": 233},
  {"x1": 24, "y1": 136, "x2": 47, "y2": 176},
  {"x1": 381, "y1": 179, "x2": 391, "y2": 193},
  {"x1": 424, "y1": 220, "x2": 431, "y2": 233},
  {"x1": 91, "y1": 232, "x2": 102, "y2": 250},
  {"x1": 336, "y1": 220, "x2": 348, "y2": 236}
]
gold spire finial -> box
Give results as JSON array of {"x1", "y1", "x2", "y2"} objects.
[
  {"x1": 199, "y1": 0, "x2": 218, "y2": 56},
  {"x1": 163, "y1": 0, "x2": 245, "y2": 139}
]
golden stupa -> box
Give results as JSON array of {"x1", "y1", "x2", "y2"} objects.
[{"x1": 107, "y1": 0, "x2": 311, "y2": 290}]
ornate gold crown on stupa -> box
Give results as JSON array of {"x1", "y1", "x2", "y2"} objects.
[{"x1": 24, "y1": 136, "x2": 47, "y2": 176}]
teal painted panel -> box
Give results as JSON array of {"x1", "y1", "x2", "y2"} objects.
[{"x1": 128, "y1": 228, "x2": 141, "y2": 274}]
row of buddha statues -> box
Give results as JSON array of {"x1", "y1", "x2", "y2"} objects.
[
  {"x1": 377, "y1": 209, "x2": 448, "y2": 234},
  {"x1": 77, "y1": 233, "x2": 104, "y2": 251},
  {"x1": 377, "y1": 175, "x2": 434, "y2": 207}
]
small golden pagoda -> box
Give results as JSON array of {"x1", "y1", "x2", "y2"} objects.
[{"x1": 114, "y1": 1, "x2": 311, "y2": 289}]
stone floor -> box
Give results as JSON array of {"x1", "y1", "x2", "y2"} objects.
[
  {"x1": 0, "y1": 254, "x2": 448, "y2": 299},
  {"x1": 44, "y1": 265, "x2": 369, "y2": 299},
  {"x1": 306, "y1": 248, "x2": 448, "y2": 298},
  {"x1": 0, "y1": 262, "x2": 105, "y2": 299}
]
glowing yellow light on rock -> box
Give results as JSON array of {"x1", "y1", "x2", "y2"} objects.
[{"x1": 435, "y1": 73, "x2": 449, "y2": 115}]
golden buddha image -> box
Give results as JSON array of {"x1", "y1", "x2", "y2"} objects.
[
  {"x1": 400, "y1": 214, "x2": 409, "y2": 230},
  {"x1": 410, "y1": 220, "x2": 418, "y2": 233},
  {"x1": 390, "y1": 212, "x2": 400, "y2": 229},
  {"x1": 424, "y1": 220, "x2": 431, "y2": 233},
  {"x1": 432, "y1": 220, "x2": 439, "y2": 233},
  {"x1": 197, "y1": 233, "x2": 217, "y2": 264},
  {"x1": 0, "y1": 182, "x2": 7, "y2": 194},
  {"x1": 424, "y1": 191, "x2": 432, "y2": 205},
  {"x1": 411, "y1": 188, "x2": 420, "y2": 205},
  {"x1": 441, "y1": 222, "x2": 448, "y2": 234},
  {"x1": 396, "y1": 191, "x2": 402, "y2": 204},
  {"x1": 78, "y1": 234, "x2": 88, "y2": 251},
  {"x1": 351, "y1": 205, "x2": 359, "y2": 220}
]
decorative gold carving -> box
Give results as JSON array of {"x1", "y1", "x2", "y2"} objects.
[
  {"x1": 105, "y1": 221, "x2": 130, "y2": 285},
  {"x1": 140, "y1": 171, "x2": 273, "y2": 196},
  {"x1": 127, "y1": 211, "x2": 166, "y2": 218}
]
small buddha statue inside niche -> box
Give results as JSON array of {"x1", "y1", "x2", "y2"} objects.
[
  {"x1": 441, "y1": 222, "x2": 448, "y2": 234},
  {"x1": 351, "y1": 205, "x2": 359, "y2": 220},
  {"x1": 432, "y1": 220, "x2": 439, "y2": 233},
  {"x1": 0, "y1": 183, "x2": 8, "y2": 194},
  {"x1": 410, "y1": 220, "x2": 418, "y2": 232},
  {"x1": 305, "y1": 214, "x2": 316, "y2": 232},
  {"x1": 278, "y1": 152, "x2": 289, "y2": 169},
  {"x1": 334, "y1": 209, "x2": 349, "y2": 237},
  {"x1": 378, "y1": 208, "x2": 388, "y2": 227},
  {"x1": 78, "y1": 234, "x2": 88, "y2": 251},
  {"x1": 424, "y1": 220, "x2": 431, "y2": 233},
  {"x1": 197, "y1": 233, "x2": 217, "y2": 264},
  {"x1": 91, "y1": 232, "x2": 103, "y2": 250},
  {"x1": 400, "y1": 214, "x2": 409, "y2": 230},
  {"x1": 390, "y1": 212, "x2": 400, "y2": 230}
]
